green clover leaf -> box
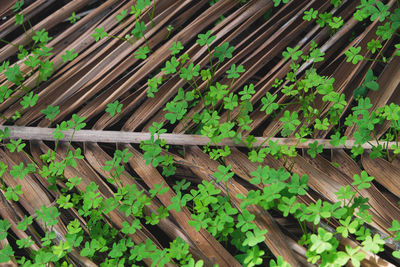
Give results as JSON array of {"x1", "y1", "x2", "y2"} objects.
[
  {"x1": 226, "y1": 64, "x2": 245, "y2": 79},
  {"x1": 106, "y1": 100, "x2": 123, "y2": 117},
  {"x1": 196, "y1": 30, "x2": 216, "y2": 46},
  {"x1": 345, "y1": 46, "x2": 363, "y2": 64},
  {"x1": 303, "y1": 8, "x2": 318, "y2": 21},
  {"x1": 41, "y1": 105, "x2": 60, "y2": 120},
  {"x1": 214, "y1": 42, "x2": 234, "y2": 62},
  {"x1": 61, "y1": 49, "x2": 78, "y2": 62},
  {"x1": 92, "y1": 27, "x2": 107, "y2": 42},
  {"x1": 170, "y1": 41, "x2": 184, "y2": 55}
]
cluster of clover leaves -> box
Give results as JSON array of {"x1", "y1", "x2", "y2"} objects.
[{"x1": 0, "y1": 0, "x2": 399, "y2": 266}]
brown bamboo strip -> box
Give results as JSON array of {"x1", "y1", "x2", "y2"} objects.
[
  {"x1": 75, "y1": 0, "x2": 191, "y2": 127},
  {"x1": 88, "y1": 0, "x2": 230, "y2": 129},
  {"x1": 0, "y1": 0, "x2": 56, "y2": 39},
  {"x1": 30, "y1": 141, "x2": 166, "y2": 267},
  {"x1": 2, "y1": 0, "x2": 129, "y2": 124},
  {"x1": 173, "y1": 0, "x2": 313, "y2": 134},
  {"x1": 0, "y1": 0, "x2": 93, "y2": 62},
  {"x1": 305, "y1": 154, "x2": 397, "y2": 239},
  {"x1": 332, "y1": 150, "x2": 400, "y2": 226},
  {"x1": 0, "y1": 0, "x2": 15, "y2": 18},
  {"x1": 0, "y1": 0, "x2": 125, "y2": 121},
  {"x1": 124, "y1": 145, "x2": 241, "y2": 267},
  {"x1": 0, "y1": 148, "x2": 97, "y2": 266},
  {"x1": 35, "y1": 0, "x2": 199, "y2": 127},
  {"x1": 0, "y1": 126, "x2": 398, "y2": 150},
  {"x1": 225, "y1": 148, "x2": 399, "y2": 266},
  {"x1": 134, "y1": 0, "x2": 271, "y2": 132},
  {"x1": 183, "y1": 145, "x2": 301, "y2": 266},
  {"x1": 82, "y1": 142, "x2": 206, "y2": 264},
  {"x1": 0, "y1": 239, "x2": 17, "y2": 267},
  {"x1": 362, "y1": 152, "x2": 400, "y2": 199},
  {"x1": 0, "y1": 192, "x2": 41, "y2": 251},
  {"x1": 314, "y1": 0, "x2": 397, "y2": 139}
]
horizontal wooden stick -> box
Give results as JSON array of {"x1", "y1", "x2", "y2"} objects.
[{"x1": 0, "y1": 126, "x2": 397, "y2": 149}]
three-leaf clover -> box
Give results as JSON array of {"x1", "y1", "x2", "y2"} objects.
[
  {"x1": 303, "y1": 8, "x2": 318, "y2": 21},
  {"x1": 330, "y1": 0, "x2": 342, "y2": 8},
  {"x1": 214, "y1": 165, "x2": 234, "y2": 182},
  {"x1": 106, "y1": 100, "x2": 123, "y2": 117},
  {"x1": 5, "y1": 185, "x2": 23, "y2": 201},
  {"x1": 121, "y1": 219, "x2": 142, "y2": 235},
  {"x1": 367, "y1": 39, "x2": 382, "y2": 54},
  {"x1": 135, "y1": 0, "x2": 151, "y2": 11},
  {"x1": 135, "y1": 45, "x2": 151, "y2": 59},
  {"x1": 242, "y1": 228, "x2": 267, "y2": 247},
  {"x1": 41, "y1": 105, "x2": 60, "y2": 120},
  {"x1": 279, "y1": 110, "x2": 301, "y2": 137},
  {"x1": 345, "y1": 46, "x2": 363, "y2": 64},
  {"x1": 0, "y1": 220, "x2": 11, "y2": 240},
  {"x1": 15, "y1": 13, "x2": 24, "y2": 25},
  {"x1": 69, "y1": 12, "x2": 80, "y2": 24},
  {"x1": 226, "y1": 64, "x2": 245, "y2": 79},
  {"x1": 170, "y1": 41, "x2": 184, "y2": 55},
  {"x1": 260, "y1": 92, "x2": 279, "y2": 114},
  {"x1": 370, "y1": 2, "x2": 390, "y2": 22},
  {"x1": 352, "y1": 171, "x2": 374, "y2": 190},
  {"x1": 309, "y1": 227, "x2": 333, "y2": 254},
  {"x1": 92, "y1": 27, "x2": 108, "y2": 41},
  {"x1": 147, "y1": 76, "x2": 162, "y2": 97},
  {"x1": 329, "y1": 132, "x2": 347, "y2": 147},
  {"x1": 132, "y1": 21, "x2": 146, "y2": 39},
  {"x1": 214, "y1": 42, "x2": 234, "y2": 62},
  {"x1": 116, "y1": 9, "x2": 128, "y2": 22},
  {"x1": 4, "y1": 64, "x2": 23, "y2": 85},
  {"x1": 273, "y1": 0, "x2": 290, "y2": 7},
  {"x1": 180, "y1": 63, "x2": 200, "y2": 80},
  {"x1": 61, "y1": 49, "x2": 78, "y2": 62},
  {"x1": 188, "y1": 213, "x2": 211, "y2": 231},
  {"x1": 337, "y1": 216, "x2": 359, "y2": 238},
  {"x1": 239, "y1": 84, "x2": 255, "y2": 101},
  {"x1": 282, "y1": 46, "x2": 302, "y2": 61},
  {"x1": 36, "y1": 205, "x2": 60, "y2": 226},
  {"x1": 162, "y1": 57, "x2": 179, "y2": 75},
  {"x1": 32, "y1": 29, "x2": 52, "y2": 44},
  {"x1": 335, "y1": 245, "x2": 365, "y2": 267},
  {"x1": 68, "y1": 114, "x2": 86, "y2": 131},
  {"x1": 6, "y1": 139, "x2": 26, "y2": 153},
  {"x1": 196, "y1": 30, "x2": 216, "y2": 46},
  {"x1": 223, "y1": 93, "x2": 238, "y2": 110},
  {"x1": 17, "y1": 215, "x2": 33, "y2": 231},
  {"x1": 328, "y1": 16, "x2": 343, "y2": 29},
  {"x1": 0, "y1": 244, "x2": 13, "y2": 263},
  {"x1": 38, "y1": 60, "x2": 53, "y2": 81},
  {"x1": 361, "y1": 234, "x2": 385, "y2": 254},
  {"x1": 13, "y1": 0, "x2": 24, "y2": 12}
]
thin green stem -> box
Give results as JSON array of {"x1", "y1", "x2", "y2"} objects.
[
  {"x1": 255, "y1": 128, "x2": 281, "y2": 153},
  {"x1": 0, "y1": 38, "x2": 19, "y2": 48},
  {"x1": 64, "y1": 129, "x2": 76, "y2": 159},
  {"x1": 150, "y1": 0, "x2": 156, "y2": 28},
  {"x1": 107, "y1": 34, "x2": 133, "y2": 45},
  {"x1": 190, "y1": 79, "x2": 205, "y2": 106},
  {"x1": 207, "y1": 45, "x2": 214, "y2": 75}
]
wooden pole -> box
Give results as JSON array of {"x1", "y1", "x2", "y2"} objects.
[{"x1": 0, "y1": 126, "x2": 397, "y2": 149}]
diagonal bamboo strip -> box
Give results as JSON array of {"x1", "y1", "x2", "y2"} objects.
[
  {"x1": 183, "y1": 145, "x2": 302, "y2": 266},
  {"x1": 0, "y1": 126, "x2": 398, "y2": 150}
]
